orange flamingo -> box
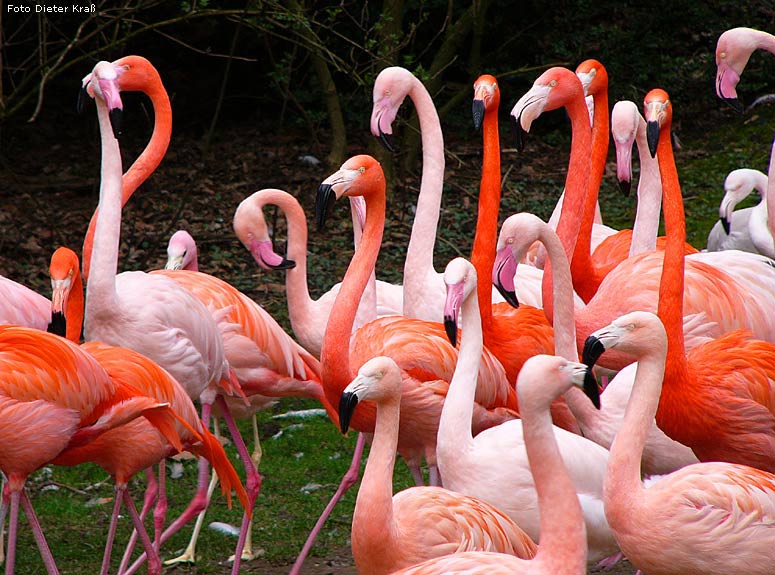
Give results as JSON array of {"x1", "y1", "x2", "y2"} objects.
[
  {"x1": 232, "y1": 188, "x2": 402, "y2": 358},
  {"x1": 339, "y1": 355, "x2": 537, "y2": 575},
  {"x1": 0, "y1": 324, "x2": 182, "y2": 575},
  {"x1": 81, "y1": 55, "x2": 171, "y2": 281},
  {"x1": 389, "y1": 355, "x2": 596, "y2": 575},
  {"x1": 584, "y1": 88, "x2": 775, "y2": 473},
  {"x1": 53, "y1": 341, "x2": 247, "y2": 575},
  {"x1": 584, "y1": 311, "x2": 775, "y2": 575},
  {"x1": 469, "y1": 73, "x2": 575, "y2": 432}
]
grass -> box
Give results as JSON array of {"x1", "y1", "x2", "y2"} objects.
[{"x1": 3, "y1": 93, "x2": 775, "y2": 575}]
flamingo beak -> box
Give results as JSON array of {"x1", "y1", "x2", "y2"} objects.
[
  {"x1": 492, "y1": 246, "x2": 520, "y2": 308},
  {"x1": 720, "y1": 216, "x2": 731, "y2": 236},
  {"x1": 253, "y1": 240, "x2": 296, "y2": 271},
  {"x1": 646, "y1": 121, "x2": 660, "y2": 159},
  {"x1": 315, "y1": 184, "x2": 336, "y2": 231},
  {"x1": 472, "y1": 99, "x2": 485, "y2": 131},
  {"x1": 338, "y1": 391, "x2": 359, "y2": 434}
]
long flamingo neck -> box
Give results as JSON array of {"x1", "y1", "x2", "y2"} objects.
[
  {"x1": 352, "y1": 392, "x2": 400, "y2": 566},
  {"x1": 630, "y1": 116, "x2": 662, "y2": 255},
  {"x1": 572, "y1": 89, "x2": 609, "y2": 278},
  {"x1": 66, "y1": 269, "x2": 85, "y2": 343},
  {"x1": 655, "y1": 117, "x2": 690, "y2": 383},
  {"x1": 471, "y1": 104, "x2": 500, "y2": 332},
  {"x1": 521, "y1": 394, "x2": 586, "y2": 570},
  {"x1": 767, "y1": 121, "x2": 775, "y2": 241},
  {"x1": 605, "y1": 340, "x2": 665, "y2": 518},
  {"x1": 83, "y1": 79, "x2": 172, "y2": 279},
  {"x1": 320, "y1": 191, "x2": 386, "y2": 395},
  {"x1": 438, "y1": 285, "x2": 481, "y2": 448},
  {"x1": 85, "y1": 97, "x2": 124, "y2": 321},
  {"x1": 403, "y1": 77, "x2": 444, "y2": 317}
]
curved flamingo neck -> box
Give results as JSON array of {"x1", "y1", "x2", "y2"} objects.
[
  {"x1": 471, "y1": 101, "x2": 500, "y2": 333},
  {"x1": 83, "y1": 71, "x2": 171, "y2": 279},
  {"x1": 630, "y1": 114, "x2": 662, "y2": 255},
  {"x1": 85, "y1": 94, "x2": 124, "y2": 320},
  {"x1": 520, "y1": 383, "x2": 587, "y2": 569},
  {"x1": 320, "y1": 189, "x2": 386, "y2": 398},
  {"x1": 654, "y1": 113, "x2": 691, "y2": 385},
  {"x1": 403, "y1": 75, "x2": 444, "y2": 318},
  {"x1": 572, "y1": 83, "x2": 609, "y2": 290}
]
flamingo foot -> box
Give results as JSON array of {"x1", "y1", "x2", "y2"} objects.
[
  {"x1": 163, "y1": 549, "x2": 196, "y2": 565},
  {"x1": 594, "y1": 551, "x2": 624, "y2": 570}
]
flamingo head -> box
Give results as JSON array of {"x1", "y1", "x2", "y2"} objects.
[
  {"x1": 519, "y1": 355, "x2": 600, "y2": 412},
  {"x1": 233, "y1": 194, "x2": 296, "y2": 271},
  {"x1": 611, "y1": 100, "x2": 640, "y2": 196},
  {"x1": 510, "y1": 67, "x2": 585, "y2": 152},
  {"x1": 472, "y1": 74, "x2": 499, "y2": 131},
  {"x1": 643, "y1": 89, "x2": 671, "y2": 159},
  {"x1": 371, "y1": 67, "x2": 415, "y2": 152},
  {"x1": 718, "y1": 168, "x2": 767, "y2": 235},
  {"x1": 576, "y1": 58, "x2": 608, "y2": 101},
  {"x1": 442, "y1": 258, "x2": 476, "y2": 347},
  {"x1": 165, "y1": 230, "x2": 199, "y2": 271},
  {"x1": 80, "y1": 60, "x2": 124, "y2": 139},
  {"x1": 715, "y1": 27, "x2": 762, "y2": 112},
  {"x1": 339, "y1": 356, "x2": 401, "y2": 434},
  {"x1": 315, "y1": 155, "x2": 384, "y2": 231},
  {"x1": 583, "y1": 311, "x2": 667, "y2": 371},
  {"x1": 48, "y1": 246, "x2": 81, "y2": 338}
]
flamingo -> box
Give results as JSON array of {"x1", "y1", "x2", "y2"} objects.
[
  {"x1": 371, "y1": 66, "x2": 504, "y2": 320},
  {"x1": 706, "y1": 168, "x2": 772, "y2": 255},
  {"x1": 0, "y1": 324, "x2": 183, "y2": 575},
  {"x1": 716, "y1": 27, "x2": 775, "y2": 254},
  {"x1": 53, "y1": 341, "x2": 247, "y2": 575},
  {"x1": 164, "y1": 229, "x2": 198, "y2": 271},
  {"x1": 82, "y1": 59, "x2": 256, "y2": 573},
  {"x1": 232, "y1": 188, "x2": 402, "y2": 358},
  {"x1": 389, "y1": 355, "x2": 597, "y2": 575},
  {"x1": 339, "y1": 355, "x2": 537, "y2": 575},
  {"x1": 81, "y1": 55, "x2": 171, "y2": 281},
  {"x1": 507, "y1": 67, "x2": 775, "y2": 371},
  {"x1": 583, "y1": 88, "x2": 775, "y2": 473},
  {"x1": 468, "y1": 73, "x2": 575, "y2": 432},
  {"x1": 493, "y1": 212, "x2": 699, "y2": 477},
  {"x1": 583, "y1": 311, "x2": 775, "y2": 575},
  {"x1": 437, "y1": 256, "x2": 616, "y2": 563}
]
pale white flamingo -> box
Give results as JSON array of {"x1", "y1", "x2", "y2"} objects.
[
  {"x1": 715, "y1": 27, "x2": 775, "y2": 253},
  {"x1": 339, "y1": 355, "x2": 537, "y2": 575},
  {"x1": 390, "y1": 354, "x2": 597, "y2": 575},
  {"x1": 232, "y1": 188, "x2": 402, "y2": 358},
  {"x1": 584, "y1": 311, "x2": 775, "y2": 575},
  {"x1": 164, "y1": 229, "x2": 199, "y2": 271},
  {"x1": 437, "y1": 257, "x2": 618, "y2": 563},
  {"x1": 706, "y1": 168, "x2": 771, "y2": 255}
]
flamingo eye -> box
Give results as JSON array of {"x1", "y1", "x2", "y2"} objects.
[
  {"x1": 550, "y1": 80, "x2": 557, "y2": 87},
  {"x1": 358, "y1": 166, "x2": 365, "y2": 174},
  {"x1": 506, "y1": 237, "x2": 514, "y2": 245}
]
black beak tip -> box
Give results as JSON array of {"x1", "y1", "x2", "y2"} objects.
[
  {"x1": 618, "y1": 178, "x2": 631, "y2": 197},
  {"x1": 472, "y1": 100, "x2": 485, "y2": 131},
  {"x1": 581, "y1": 335, "x2": 606, "y2": 369},
  {"x1": 77, "y1": 85, "x2": 89, "y2": 114},
  {"x1": 721, "y1": 217, "x2": 731, "y2": 236},
  {"x1": 267, "y1": 257, "x2": 296, "y2": 271},
  {"x1": 338, "y1": 392, "x2": 358, "y2": 435},
  {"x1": 443, "y1": 317, "x2": 458, "y2": 347},
  {"x1": 514, "y1": 119, "x2": 527, "y2": 153},
  {"x1": 646, "y1": 121, "x2": 659, "y2": 158},
  {"x1": 377, "y1": 126, "x2": 399, "y2": 153},
  {"x1": 47, "y1": 311, "x2": 67, "y2": 338},
  {"x1": 495, "y1": 283, "x2": 519, "y2": 309},
  {"x1": 315, "y1": 184, "x2": 336, "y2": 231},
  {"x1": 722, "y1": 97, "x2": 744, "y2": 114},
  {"x1": 109, "y1": 108, "x2": 123, "y2": 139},
  {"x1": 583, "y1": 368, "x2": 601, "y2": 410}
]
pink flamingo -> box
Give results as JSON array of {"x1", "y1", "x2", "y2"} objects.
[
  {"x1": 339, "y1": 355, "x2": 537, "y2": 575},
  {"x1": 494, "y1": 212, "x2": 699, "y2": 476},
  {"x1": 584, "y1": 88, "x2": 775, "y2": 473},
  {"x1": 437, "y1": 257, "x2": 617, "y2": 563},
  {"x1": 54, "y1": 341, "x2": 247, "y2": 575},
  {"x1": 584, "y1": 311, "x2": 775, "y2": 575},
  {"x1": 507, "y1": 67, "x2": 775, "y2": 371},
  {"x1": 164, "y1": 229, "x2": 198, "y2": 271},
  {"x1": 389, "y1": 354, "x2": 597, "y2": 575},
  {"x1": 706, "y1": 168, "x2": 772, "y2": 255},
  {"x1": 232, "y1": 188, "x2": 402, "y2": 358},
  {"x1": 716, "y1": 27, "x2": 775, "y2": 255},
  {"x1": 0, "y1": 324, "x2": 183, "y2": 575}
]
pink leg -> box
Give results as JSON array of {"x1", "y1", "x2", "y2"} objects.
[
  {"x1": 123, "y1": 403, "x2": 215, "y2": 575},
  {"x1": 100, "y1": 489, "x2": 125, "y2": 575},
  {"x1": 117, "y1": 467, "x2": 159, "y2": 574},
  {"x1": 152, "y1": 459, "x2": 167, "y2": 551},
  {"x1": 20, "y1": 490, "x2": 60, "y2": 574},
  {"x1": 214, "y1": 394, "x2": 261, "y2": 575},
  {"x1": 288, "y1": 432, "x2": 365, "y2": 575},
  {"x1": 122, "y1": 488, "x2": 162, "y2": 575},
  {"x1": 5, "y1": 490, "x2": 19, "y2": 575}
]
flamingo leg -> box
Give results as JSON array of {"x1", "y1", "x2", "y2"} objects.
[
  {"x1": 152, "y1": 459, "x2": 167, "y2": 552},
  {"x1": 20, "y1": 490, "x2": 60, "y2": 575},
  {"x1": 123, "y1": 402, "x2": 215, "y2": 575},
  {"x1": 0, "y1": 476, "x2": 7, "y2": 566},
  {"x1": 100, "y1": 488, "x2": 125, "y2": 575},
  {"x1": 5, "y1": 490, "x2": 19, "y2": 575},
  {"x1": 288, "y1": 431, "x2": 366, "y2": 575},
  {"x1": 122, "y1": 487, "x2": 162, "y2": 575},
  {"x1": 117, "y1": 467, "x2": 159, "y2": 574},
  {"x1": 214, "y1": 394, "x2": 261, "y2": 575},
  {"x1": 229, "y1": 413, "x2": 262, "y2": 563}
]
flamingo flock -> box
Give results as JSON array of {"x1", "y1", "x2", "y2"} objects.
[{"x1": 3, "y1": 24, "x2": 775, "y2": 575}]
